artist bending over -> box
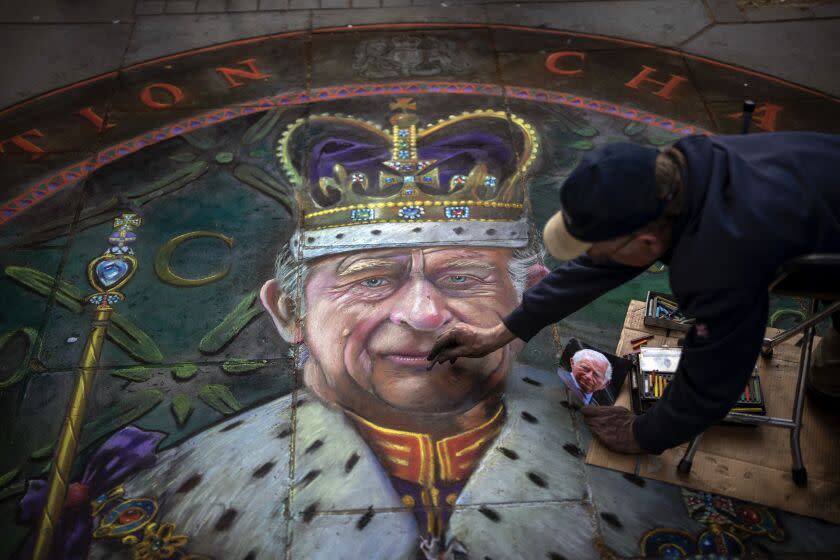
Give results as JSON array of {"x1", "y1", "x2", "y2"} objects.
[{"x1": 428, "y1": 132, "x2": 840, "y2": 455}]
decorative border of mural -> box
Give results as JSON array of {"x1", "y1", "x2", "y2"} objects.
[{"x1": 0, "y1": 81, "x2": 708, "y2": 225}]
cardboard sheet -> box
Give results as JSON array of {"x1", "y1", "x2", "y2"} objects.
[{"x1": 586, "y1": 300, "x2": 840, "y2": 524}]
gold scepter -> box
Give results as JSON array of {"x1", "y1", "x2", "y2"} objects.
[{"x1": 33, "y1": 213, "x2": 142, "y2": 560}]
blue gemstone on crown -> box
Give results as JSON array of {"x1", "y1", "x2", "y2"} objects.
[
  {"x1": 398, "y1": 129, "x2": 410, "y2": 137},
  {"x1": 350, "y1": 208, "x2": 375, "y2": 221},
  {"x1": 484, "y1": 175, "x2": 498, "y2": 187},
  {"x1": 95, "y1": 259, "x2": 129, "y2": 287},
  {"x1": 398, "y1": 150, "x2": 410, "y2": 159},
  {"x1": 423, "y1": 175, "x2": 433, "y2": 182},
  {"x1": 398, "y1": 206, "x2": 425, "y2": 219},
  {"x1": 404, "y1": 176, "x2": 415, "y2": 183},
  {"x1": 445, "y1": 206, "x2": 470, "y2": 219}
]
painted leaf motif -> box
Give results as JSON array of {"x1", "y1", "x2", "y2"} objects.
[
  {"x1": 31, "y1": 389, "x2": 164, "y2": 461},
  {"x1": 199, "y1": 384, "x2": 242, "y2": 415},
  {"x1": 199, "y1": 291, "x2": 263, "y2": 354},
  {"x1": 241, "y1": 108, "x2": 284, "y2": 145},
  {"x1": 80, "y1": 389, "x2": 165, "y2": 449},
  {"x1": 0, "y1": 328, "x2": 39, "y2": 388},
  {"x1": 170, "y1": 151, "x2": 197, "y2": 162},
  {"x1": 6, "y1": 266, "x2": 85, "y2": 313},
  {"x1": 232, "y1": 164, "x2": 296, "y2": 215},
  {"x1": 0, "y1": 468, "x2": 20, "y2": 489},
  {"x1": 109, "y1": 312, "x2": 166, "y2": 364},
  {"x1": 624, "y1": 122, "x2": 648, "y2": 136},
  {"x1": 569, "y1": 140, "x2": 595, "y2": 151},
  {"x1": 171, "y1": 394, "x2": 194, "y2": 427},
  {"x1": 172, "y1": 363, "x2": 198, "y2": 380},
  {"x1": 646, "y1": 129, "x2": 680, "y2": 146},
  {"x1": 0, "y1": 481, "x2": 25, "y2": 502},
  {"x1": 222, "y1": 359, "x2": 269, "y2": 374},
  {"x1": 128, "y1": 161, "x2": 209, "y2": 206},
  {"x1": 6, "y1": 266, "x2": 164, "y2": 363},
  {"x1": 112, "y1": 366, "x2": 155, "y2": 382},
  {"x1": 181, "y1": 130, "x2": 215, "y2": 151}
]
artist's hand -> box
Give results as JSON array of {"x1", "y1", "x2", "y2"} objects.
[
  {"x1": 581, "y1": 406, "x2": 643, "y2": 455},
  {"x1": 427, "y1": 323, "x2": 517, "y2": 365}
]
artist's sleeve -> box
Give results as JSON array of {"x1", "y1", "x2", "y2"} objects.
[
  {"x1": 633, "y1": 288, "x2": 769, "y2": 454},
  {"x1": 503, "y1": 254, "x2": 647, "y2": 341}
]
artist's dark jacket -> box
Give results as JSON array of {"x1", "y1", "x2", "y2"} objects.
[{"x1": 504, "y1": 132, "x2": 840, "y2": 454}]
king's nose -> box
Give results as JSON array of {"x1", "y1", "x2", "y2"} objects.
[{"x1": 390, "y1": 280, "x2": 453, "y2": 331}]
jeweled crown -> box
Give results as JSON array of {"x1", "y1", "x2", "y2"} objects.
[{"x1": 277, "y1": 98, "x2": 539, "y2": 258}]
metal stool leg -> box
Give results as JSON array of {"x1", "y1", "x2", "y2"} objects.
[
  {"x1": 761, "y1": 301, "x2": 840, "y2": 358},
  {"x1": 790, "y1": 300, "x2": 818, "y2": 488},
  {"x1": 677, "y1": 433, "x2": 703, "y2": 475}
]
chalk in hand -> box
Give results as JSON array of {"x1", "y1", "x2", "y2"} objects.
[{"x1": 426, "y1": 336, "x2": 459, "y2": 367}]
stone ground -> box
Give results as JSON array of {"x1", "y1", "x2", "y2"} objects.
[
  {"x1": 0, "y1": 2, "x2": 839, "y2": 560},
  {"x1": 0, "y1": 0, "x2": 839, "y2": 108}
]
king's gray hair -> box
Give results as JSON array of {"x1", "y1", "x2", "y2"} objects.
[{"x1": 274, "y1": 236, "x2": 544, "y2": 317}]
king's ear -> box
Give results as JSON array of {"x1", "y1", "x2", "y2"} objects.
[
  {"x1": 526, "y1": 262, "x2": 550, "y2": 289},
  {"x1": 260, "y1": 279, "x2": 303, "y2": 344}
]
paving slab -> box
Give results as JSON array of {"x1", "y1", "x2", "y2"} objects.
[
  {"x1": 705, "y1": 0, "x2": 747, "y2": 22},
  {"x1": 259, "y1": 0, "x2": 290, "y2": 8},
  {"x1": 136, "y1": 1, "x2": 167, "y2": 15},
  {"x1": 0, "y1": 0, "x2": 137, "y2": 22},
  {"x1": 484, "y1": 0, "x2": 713, "y2": 47},
  {"x1": 681, "y1": 19, "x2": 840, "y2": 97},
  {"x1": 229, "y1": 0, "x2": 260, "y2": 10},
  {"x1": 312, "y1": 5, "x2": 487, "y2": 26},
  {"x1": 125, "y1": 11, "x2": 312, "y2": 65},
  {"x1": 166, "y1": 0, "x2": 198, "y2": 13},
  {"x1": 0, "y1": 23, "x2": 131, "y2": 110},
  {"x1": 196, "y1": 0, "x2": 227, "y2": 11}
]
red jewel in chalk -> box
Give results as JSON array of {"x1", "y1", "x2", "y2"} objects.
[
  {"x1": 118, "y1": 507, "x2": 144, "y2": 525},
  {"x1": 737, "y1": 506, "x2": 760, "y2": 525}
]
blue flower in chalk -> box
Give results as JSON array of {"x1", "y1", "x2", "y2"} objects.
[{"x1": 398, "y1": 206, "x2": 425, "y2": 220}]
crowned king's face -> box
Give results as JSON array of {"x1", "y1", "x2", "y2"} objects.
[{"x1": 302, "y1": 246, "x2": 521, "y2": 417}]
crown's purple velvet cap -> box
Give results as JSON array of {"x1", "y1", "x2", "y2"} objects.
[{"x1": 309, "y1": 132, "x2": 514, "y2": 191}]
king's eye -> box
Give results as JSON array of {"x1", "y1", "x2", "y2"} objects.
[
  {"x1": 360, "y1": 277, "x2": 388, "y2": 288},
  {"x1": 449, "y1": 275, "x2": 468, "y2": 283}
]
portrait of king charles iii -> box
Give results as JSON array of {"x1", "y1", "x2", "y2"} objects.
[{"x1": 83, "y1": 100, "x2": 577, "y2": 560}]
